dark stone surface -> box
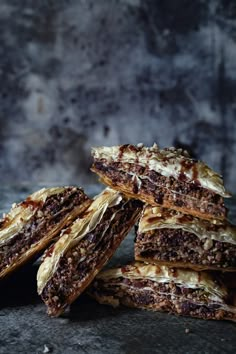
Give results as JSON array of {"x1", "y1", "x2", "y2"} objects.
[
  {"x1": 0, "y1": 1, "x2": 236, "y2": 192},
  {"x1": 0, "y1": 185, "x2": 236, "y2": 354}
]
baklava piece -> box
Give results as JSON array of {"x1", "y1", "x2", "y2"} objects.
[
  {"x1": 135, "y1": 206, "x2": 236, "y2": 271},
  {"x1": 37, "y1": 188, "x2": 142, "y2": 316},
  {"x1": 91, "y1": 144, "x2": 230, "y2": 221},
  {"x1": 0, "y1": 187, "x2": 90, "y2": 279},
  {"x1": 88, "y1": 262, "x2": 236, "y2": 322}
]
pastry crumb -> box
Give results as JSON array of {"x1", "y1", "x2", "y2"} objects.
[{"x1": 43, "y1": 344, "x2": 51, "y2": 353}]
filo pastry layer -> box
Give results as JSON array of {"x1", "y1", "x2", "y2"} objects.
[
  {"x1": 88, "y1": 262, "x2": 236, "y2": 322},
  {"x1": 135, "y1": 206, "x2": 236, "y2": 271},
  {"x1": 91, "y1": 144, "x2": 230, "y2": 221},
  {"x1": 0, "y1": 187, "x2": 90, "y2": 279},
  {"x1": 37, "y1": 188, "x2": 142, "y2": 316}
]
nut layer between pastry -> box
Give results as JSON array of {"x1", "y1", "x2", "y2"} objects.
[{"x1": 135, "y1": 206, "x2": 236, "y2": 271}]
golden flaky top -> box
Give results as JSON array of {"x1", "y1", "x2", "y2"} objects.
[
  {"x1": 138, "y1": 205, "x2": 236, "y2": 245},
  {"x1": 37, "y1": 188, "x2": 126, "y2": 294},
  {"x1": 91, "y1": 144, "x2": 231, "y2": 197}
]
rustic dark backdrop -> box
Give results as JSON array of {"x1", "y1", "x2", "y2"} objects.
[{"x1": 0, "y1": 0, "x2": 235, "y2": 192}]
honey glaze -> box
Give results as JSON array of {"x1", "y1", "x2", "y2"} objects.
[
  {"x1": 129, "y1": 145, "x2": 139, "y2": 153},
  {"x1": 132, "y1": 180, "x2": 139, "y2": 194},
  {"x1": 118, "y1": 144, "x2": 129, "y2": 159},
  {"x1": 177, "y1": 214, "x2": 194, "y2": 223},
  {"x1": 80, "y1": 209, "x2": 91, "y2": 218},
  {"x1": 44, "y1": 243, "x2": 55, "y2": 259},
  {"x1": 0, "y1": 216, "x2": 10, "y2": 229},
  {"x1": 192, "y1": 163, "x2": 199, "y2": 181},
  {"x1": 118, "y1": 144, "x2": 141, "y2": 163},
  {"x1": 178, "y1": 172, "x2": 187, "y2": 182},
  {"x1": 179, "y1": 158, "x2": 200, "y2": 184},
  {"x1": 63, "y1": 227, "x2": 72, "y2": 235},
  {"x1": 197, "y1": 272, "x2": 202, "y2": 283},
  {"x1": 21, "y1": 198, "x2": 42, "y2": 210},
  {"x1": 121, "y1": 265, "x2": 129, "y2": 274},
  {"x1": 169, "y1": 268, "x2": 178, "y2": 278},
  {"x1": 146, "y1": 215, "x2": 163, "y2": 224}
]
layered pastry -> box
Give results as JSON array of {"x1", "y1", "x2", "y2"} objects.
[
  {"x1": 135, "y1": 206, "x2": 236, "y2": 271},
  {"x1": 37, "y1": 188, "x2": 142, "y2": 316},
  {"x1": 91, "y1": 144, "x2": 230, "y2": 221},
  {"x1": 88, "y1": 262, "x2": 236, "y2": 322},
  {"x1": 0, "y1": 187, "x2": 90, "y2": 279}
]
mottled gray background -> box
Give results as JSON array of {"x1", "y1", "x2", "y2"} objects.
[{"x1": 0, "y1": 0, "x2": 236, "y2": 192}]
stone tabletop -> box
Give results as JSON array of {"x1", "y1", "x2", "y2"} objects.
[{"x1": 0, "y1": 185, "x2": 235, "y2": 354}]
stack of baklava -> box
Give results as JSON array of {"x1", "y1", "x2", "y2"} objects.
[
  {"x1": 0, "y1": 185, "x2": 144, "y2": 316},
  {"x1": 88, "y1": 144, "x2": 236, "y2": 321},
  {"x1": 0, "y1": 143, "x2": 235, "y2": 321}
]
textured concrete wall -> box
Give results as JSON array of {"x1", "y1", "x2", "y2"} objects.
[{"x1": 0, "y1": 0, "x2": 236, "y2": 192}]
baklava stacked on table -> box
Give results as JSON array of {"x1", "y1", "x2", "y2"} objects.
[
  {"x1": 89, "y1": 144, "x2": 236, "y2": 321},
  {"x1": 1, "y1": 144, "x2": 235, "y2": 320}
]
